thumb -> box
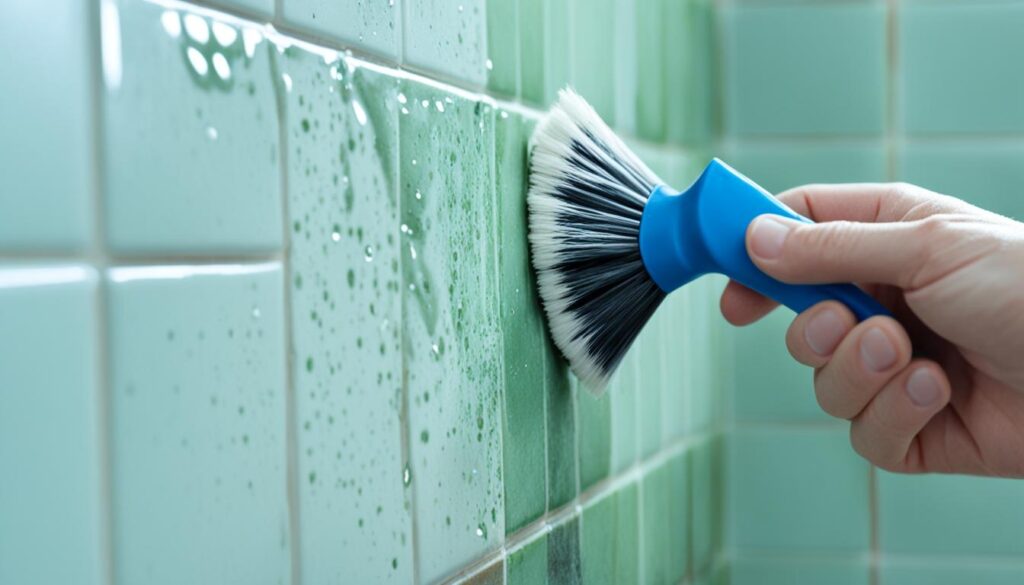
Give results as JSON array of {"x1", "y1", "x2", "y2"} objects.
[{"x1": 746, "y1": 214, "x2": 933, "y2": 288}]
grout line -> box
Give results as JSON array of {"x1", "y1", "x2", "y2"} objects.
[{"x1": 265, "y1": 43, "x2": 302, "y2": 585}]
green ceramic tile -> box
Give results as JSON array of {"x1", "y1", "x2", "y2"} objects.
[
  {"x1": 578, "y1": 385, "x2": 611, "y2": 492},
  {"x1": 660, "y1": 291, "x2": 690, "y2": 442},
  {"x1": 487, "y1": 0, "x2": 519, "y2": 95},
  {"x1": 668, "y1": 0, "x2": 716, "y2": 147},
  {"x1": 507, "y1": 534, "x2": 548, "y2": 585},
  {"x1": 640, "y1": 459, "x2": 671, "y2": 585},
  {"x1": 667, "y1": 450, "x2": 692, "y2": 583},
  {"x1": 726, "y1": 141, "x2": 887, "y2": 195},
  {"x1": 570, "y1": 0, "x2": 615, "y2": 122},
  {"x1": 520, "y1": 0, "x2": 570, "y2": 106},
  {"x1": 403, "y1": 0, "x2": 487, "y2": 86},
  {"x1": 609, "y1": 345, "x2": 639, "y2": 474},
  {"x1": 731, "y1": 556, "x2": 869, "y2": 585},
  {"x1": 280, "y1": 51, "x2": 412, "y2": 582},
  {"x1": 218, "y1": 0, "x2": 273, "y2": 16},
  {"x1": 400, "y1": 79, "x2": 504, "y2": 582},
  {"x1": 637, "y1": 306, "x2": 666, "y2": 457},
  {"x1": 880, "y1": 560, "x2": 1024, "y2": 585},
  {"x1": 635, "y1": 0, "x2": 665, "y2": 141},
  {"x1": 691, "y1": 439, "x2": 714, "y2": 572},
  {"x1": 462, "y1": 558, "x2": 505, "y2": 585},
  {"x1": 878, "y1": 472, "x2": 1024, "y2": 555},
  {"x1": 728, "y1": 427, "x2": 870, "y2": 553},
  {"x1": 103, "y1": 2, "x2": 281, "y2": 254},
  {"x1": 544, "y1": 0, "x2": 571, "y2": 105},
  {"x1": 899, "y1": 141, "x2": 1024, "y2": 221},
  {"x1": 613, "y1": 0, "x2": 638, "y2": 135},
  {"x1": 0, "y1": 1, "x2": 92, "y2": 251},
  {"x1": 283, "y1": 0, "x2": 400, "y2": 58},
  {"x1": 902, "y1": 2, "x2": 1024, "y2": 135},
  {"x1": 0, "y1": 266, "x2": 102, "y2": 585},
  {"x1": 107, "y1": 264, "x2": 289, "y2": 584},
  {"x1": 581, "y1": 483, "x2": 640, "y2": 585},
  {"x1": 688, "y1": 278, "x2": 717, "y2": 433},
  {"x1": 730, "y1": 308, "x2": 827, "y2": 423},
  {"x1": 548, "y1": 516, "x2": 582, "y2": 585},
  {"x1": 496, "y1": 109, "x2": 547, "y2": 534},
  {"x1": 544, "y1": 334, "x2": 578, "y2": 510},
  {"x1": 724, "y1": 3, "x2": 886, "y2": 137}
]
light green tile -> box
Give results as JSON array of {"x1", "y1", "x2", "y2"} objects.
[
  {"x1": 544, "y1": 335, "x2": 578, "y2": 510},
  {"x1": 613, "y1": 0, "x2": 638, "y2": 135},
  {"x1": 544, "y1": 0, "x2": 571, "y2": 105},
  {"x1": 578, "y1": 387, "x2": 611, "y2": 492},
  {"x1": 400, "y1": 79, "x2": 503, "y2": 582},
  {"x1": 878, "y1": 472, "x2": 1024, "y2": 555},
  {"x1": 688, "y1": 278, "x2": 717, "y2": 432},
  {"x1": 496, "y1": 109, "x2": 547, "y2": 534},
  {"x1": 283, "y1": 0, "x2": 399, "y2": 58},
  {"x1": 731, "y1": 556, "x2": 869, "y2": 585},
  {"x1": 640, "y1": 459, "x2": 670, "y2": 585},
  {"x1": 403, "y1": 0, "x2": 487, "y2": 86},
  {"x1": 581, "y1": 483, "x2": 640, "y2": 585},
  {"x1": 668, "y1": 0, "x2": 716, "y2": 147},
  {"x1": 104, "y1": 3, "x2": 281, "y2": 254},
  {"x1": 691, "y1": 439, "x2": 715, "y2": 572},
  {"x1": 637, "y1": 307, "x2": 666, "y2": 457},
  {"x1": 107, "y1": 264, "x2": 290, "y2": 584},
  {"x1": 570, "y1": 0, "x2": 615, "y2": 121},
  {"x1": 880, "y1": 560, "x2": 1024, "y2": 585},
  {"x1": 0, "y1": 1, "x2": 92, "y2": 251},
  {"x1": 899, "y1": 141, "x2": 1024, "y2": 220},
  {"x1": 902, "y1": 2, "x2": 1024, "y2": 135},
  {"x1": 614, "y1": 482, "x2": 641, "y2": 584},
  {"x1": 667, "y1": 450, "x2": 692, "y2": 583},
  {"x1": 548, "y1": 516, "x2": 582, "y2": 585},
  {"x1": 0, "y1": 267, "x2": 102, "y2": 585},
  {"x1": 281, "y1": 51, "x2": 411, "y2": 582},
  {"x1": 487, "y1": 0, "x2": 519, "y2": 95},
  {"x1": 219, "y1": 0, "x2": 273, "y2": 16},
  {"x1": 726, "y1": 141, "x2": 887, "y2": 195},
  {"x1": 724, "y1": 3, "x2": 886, "y2": 137},
  {"x1": 609, "y1": 345, "x2": 639, "y2": 474},
  {"x1": 635, "y1": 0, "x2": 665, "y2": 141},
  {"x1": 507, "y1": 534, "x2": 548, "y2": 584},
  {"x1": 463, "y1": 559, "x2": 505, "y2": 585},
  {"x1": 728, "y1": 427, "x2": 870, "y2": 553},
  {"x1": 660, "y1": 291, "x2": 690, "y2": 442},
  {"x1": 521, "y1": 0, "x2": 570, "y2": 106}
]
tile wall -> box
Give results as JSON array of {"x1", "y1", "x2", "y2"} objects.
[{"x1": 0, "y1": 0, "x2": 725, "y2": 584}]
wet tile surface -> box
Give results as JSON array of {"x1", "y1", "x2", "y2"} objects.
[
  {"x1": 570, "y1": 0, "x2": 616, "y2": 121},
  {"x1": 403, "y1": 0, "x2": 487, "y2": 86},
  {"x1": 283, "y1": 0, "x2": 400, "y2": 58},
  {"x1": 544, "y1": 337, "x2": 578, "y2": 510},
  {"x1": 486, "y1": 0, "x2": 519, "y2": 95},
  {"x1": 507, "y1": 534, "x2": 548, "y2": 585}
]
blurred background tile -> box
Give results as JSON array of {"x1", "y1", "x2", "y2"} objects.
[
  {"x1": 724, "y1": 141, "x2": 887, "y2": 195},
  {"x1": 880, "y1": 559, "x2": 1024, "y2": 585},
  {"x1": 570, "y1": 0, "x2": 615, "y2": 122},
  {"x1": 486, "y1": 0, "x2": 519, "y2": 96},
  {"x1": 730, "y1": 556, "x2": 869, "y2": 585}
]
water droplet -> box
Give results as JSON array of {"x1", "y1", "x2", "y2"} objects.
[
  {"x1": 475, "y1": 523, "x2": 487, "y2": 539},
  {"x1": 331, "y1": 230, "x2": 341, "y2": 242},
  {"x1": 411, "y1": 158, "x2": 418, "y2": 166},
  {"x1": 242, "y1": 27, "x2": 262, "y2": 58},
  {"x1": 211, "y1": 21, "x2": 237, "y2": 46},
  {"x1": 160, "y1": 11, "x2": 181, "y2": 38},
  {"x1": 364, "y1": 245, "x2": 375, "y2": 262},
  {"x1": 351, "y1": 99, "x2": 368, "y2": 126},
  {"x1": 458, "y1": 4, "x2": 465, "y2": 12},
  {"x1": 206, "y1": 126, "x2": 218, "y2": 140},
  {"x1": 183, "y1": 14, "x2": 209, "y2": 44},
  {"x1": 211, "y1": 52, "x2": 231, "y2": 80},
  {"x1": 414, "y1": 190, "x2": 422, "y2": 200},
  {"x1": 281, "y1": 73, "x2": 293, "y2": 92},
  {"x1": 397, "y1": 93, "x2": 407, "y2": 104},
  {"x1": 434, "y1": 100, "x2": 445, "y2": 113},
  {"x1": 306, "y1": 357, "x2": 314, "y2": 372},
  {"x1": 403, "y1": 465, "x2": 411, "y2": 486},
  {"x1": 186, "y1": 46, "x2": 208, "y2": 76},
  {"x1": 400, "y1": 223, "x2": 409, "y2": 233},
  {"x1": 485, "y1": 59, "x2": 493, "y2": 71},
  {"x1": 251, "y1": 306, "x2": 261, "y2": 319},
  {"x1": 420, "y1": 430, "x2": 429, "y2": 443}
]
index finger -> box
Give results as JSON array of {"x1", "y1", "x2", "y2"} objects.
[{"x1": 775, "y1": 183, "x2": 963, "y2": 224}]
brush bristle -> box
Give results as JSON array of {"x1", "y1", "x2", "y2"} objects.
[{"x1": 527, "y1": 88, "x2": 667, "y2": 393}]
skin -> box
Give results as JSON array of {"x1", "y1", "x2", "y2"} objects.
[{"x1": 719, "y1": 182, "x2": 1024, "y2": 477}]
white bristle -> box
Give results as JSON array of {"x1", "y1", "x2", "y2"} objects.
[{"x1": 528, "y1": 88, "x2": 667, "y2": 393}]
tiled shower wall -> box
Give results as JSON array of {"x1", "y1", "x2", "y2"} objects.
[
  {"x1": 0, "y1": 1, "x2": 726, "y2": 584},
  {"x1": 722, "y1": 1, "x2": 1024, "y2": 584}
]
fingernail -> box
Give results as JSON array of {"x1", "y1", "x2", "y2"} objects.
[
  {"x1": 860, "y1": 327, "x2": 897, "y2": 372},
  {"x1": 906, "y1": 368, "x2": 940, "y2": 407},
  {"x1": 749, "y1": 217, "x2": 790, "y2": 260},
  {"x1": 804, "y1": 309, "x2": 847, "y2": 356}
]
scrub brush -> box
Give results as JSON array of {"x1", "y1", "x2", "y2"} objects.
[{"x1": 527, "y1": 89, "x2": 888, "y2": 392}]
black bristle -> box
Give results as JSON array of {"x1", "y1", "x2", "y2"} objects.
[{"x1": 527, "y1": 90, "x2": 668, "y2": 392}]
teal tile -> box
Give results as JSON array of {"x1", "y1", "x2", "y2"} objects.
[
  {"x1": 283, "y1": 0, "x2": 400, "y2": 58},
  {"x1": 548, "y1": 516, "x2": 582, "y2": 585},
  {"x1": 660, "y1": 291, "x2": 690, "y2": 442},
  {"x1": 103, "y1": 3, "x2": 281, "y2": 254},
  {"x1": 691, "y1": 439, "x2": 714, "y2": 572},
  {"x1": 609, "y1": 345, "x2": 639, "y2": 474},
  {"x1": 107, "y1": 264, "x2": 289, "y2": 584},
  {"x1": 635, "y1": 0, "x2": 665, "y2": 141},
  {"x1": 403, "y1": 0, "x2": 487, "y2": 86},
  {"x1": 544, "y1": 0, "x2": 571, "y2": 105},
  {"x1": 518, "y1": 0, "x2": 544, "y2": 104},
  {"x1": 496, "y1": 109, "x2": 547, "y2": 534},
  {"x1": 730, "y1": 308, "x2": 827, "y2": 423},
  {"x1": 581, "y1": 483, "x2": 640, "y2": 585},
  {"x1": 544, "y1": 334, "x2": 578, "y2": 510},
  {"x1": 640, "y1": 459, "x2": 670, "y2": 585},
  {"x1": 902, "y1": 2, "x2": 1024, "y2": 135},
  {"x1": 724, "y1": 4, "x2": 886, "y2": 137},
  {"x1": 570, "y1": 0, "x2": 616, "y2": 121},
  {"x1": 728, "y1": 427, "x2": 870, "y2": 552},
  {"x1": 613, "y1": 0, "x2": 638, "y2": 135},
  {"x1": 462, "y1": 559, "x2": 505, "y2": 585},
  {"x1": 219, "y1": 0, "x2": 273, "y2": 16},
  {"x1": 881, "y1": 560, "x2": 1024, "y2": 585},
  {"x1": 878, "y1": 472, "x2": 1024, "y2": 555},
  {"x1": 726, "y1": 141, "x2": 887, "y2": 195},
  {"x1": 666, "y1": 450, "x2": 691, "y2": 583},
  {"x1": 578, "y1": 388, "x2": 611, "y2": 492},
  {"x1": 280, "y1": 51, "x2": 412, "y2": 582},
  {"x1": 731, "y1": 556, "x2": 869, "y2": 585},
  {"x1": 487, "y1": 0, "x2": 519, "y2": 95},
  {"x1": 899, "y1": 141, "x2": 1024, "y2": 220},
  {"x1": 668, "y1": 0, "x2": 716, "y2": 147},
  {"x1": 688, "y1": 278, "x2": 716, "y2": 433},
  {"x1": 0, "y1": 1, "x2": 92, "y2": 251},
  {"x1": 637, "y1": 307, "x2": 666, "y2": 457},
  {"x1": 507, "y1": 534, "x2": 548, "y2": 585},
  {"x1": 400, "y1": 80, "x2": 504, "y2": 582},
  {"x1": 0, "y1": 267, "x2": 102, "y2": 585}
]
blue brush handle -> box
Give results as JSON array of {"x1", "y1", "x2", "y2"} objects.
[{"x1": 639, "y1": 158, "x2": 890, "y2": 321}]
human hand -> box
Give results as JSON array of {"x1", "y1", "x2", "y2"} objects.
[{"x1": 720, "y1": 183, "x2": 1024, "y2": 477}]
